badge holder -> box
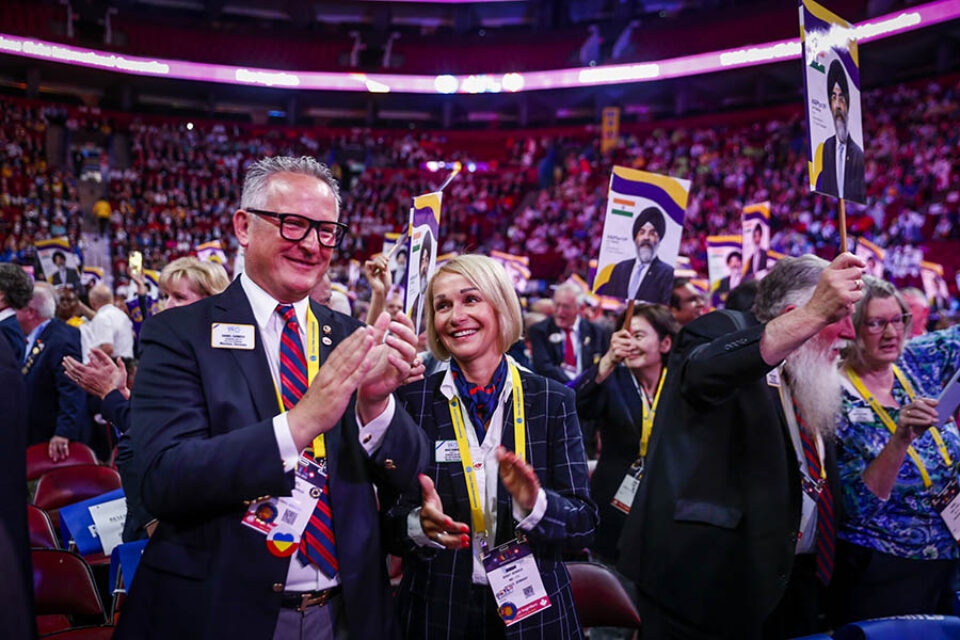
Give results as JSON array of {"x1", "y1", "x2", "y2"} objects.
[
  {"x1": 611, "y1": 458, "x2": 644, "y2": 515},
  {"x1": 932, "y1": 476, "x2": 960, "y2": 543},
  {"x1": 482, "y1": 536, "x2": 552, "y2": 626},
  {"x1": 241, "y1": 449, "x2": 325, "y2": 557}
]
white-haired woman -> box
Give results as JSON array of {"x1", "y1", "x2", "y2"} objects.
[
  {"x1": 833, "y1": 276, "x2": 960, "y2": 623},
  {"x1": 386, "y1": 254, "x2": 597, "y2": 639}
]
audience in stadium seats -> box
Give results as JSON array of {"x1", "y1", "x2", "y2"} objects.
[{"x1": 832, "y1": 276, "x2": 960, "y2": 623}]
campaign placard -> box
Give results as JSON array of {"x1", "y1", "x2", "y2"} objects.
[
  {"x1": 741, "y1": 202, "x2": 771, "y2": 281},
  {"x1": 707, "y1": 235, "x2": 743, "y2": 308},
  {"x1": 592, "y1": 167, "x2": 690, "y2": 305},
  {"x1": 855, "y1": 237, "x2": 885, "y2": 278},
  {"x1": 491, "y1": 250, "x2": 531, "y2": 293},
  {"x1": 800, "y1": 0, "x2": 865, "y2": 204},
  {"x1": 36, "y1": 237, "x2": 80, "y2": 285},
  {"x1": 381, "y1": 232, "x2": 408, "y2": 291},
  {"x1": 404, "y1": 192, "x2": 442, "y2": 335}
]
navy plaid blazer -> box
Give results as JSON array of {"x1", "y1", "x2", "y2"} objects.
[{"x1": 386, "y1": 366, "x2": 597, "y2": 639}]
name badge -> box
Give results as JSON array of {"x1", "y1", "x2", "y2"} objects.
[
  {"x1": 932, "y1": 477, "x2": 960, "y2": 544},
  {"x1": 211, "y1": 323, "x2": 255, "y2": 350},
  {"x1": 611, "y1": 460, "x2": 644, "y2": 515},
  {"x1": 483, "y1": 539, "x2": 552, "y2": 626},
  {"x1": 848, "y1": 407, "x2": 874, "y2": 423},
  {"x1": 435, "y1": 440, "x2": 461, "y2": 463}
]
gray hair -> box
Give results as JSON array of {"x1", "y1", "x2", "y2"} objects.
[
  {"x1": 899, "y1": 286, "x2": 928, "y2": 308},
  {"x1": 553, "y1": 282, "x2": 585, "y2": 305},
  {"x1": 240, "y1": 156, "x2": 342, "y2": 213},
  {"x1": 842, "y1": 276, "x2": 911, "y2": 371},
  {"x1": 0, "y1": 263, "x2": 34, "y2": 309},
  {"x1": 30, "y1": 282, "x2": 58, "y2": 319},
  {"x1": 753, "y1": 255, "x2": 829, "y2": 322}
]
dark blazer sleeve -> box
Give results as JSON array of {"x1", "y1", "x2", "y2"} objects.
[
  {"x1": 678, "y1": 311, "x2": 776, "y2": 408},
  {"x1": 132, "y1": 315, "x2": 293, "y2": 521},
  {"x1": 53, "y1": 327, "x2": 87, "y2": 441},
  {"x1": 573, "y1": 363, "x2": 606, "y2": 414},
  {"x1": 528, "y1": 320, "x2": 567, "y2": 383},
  {"x1": 599, "y1": 259, "x2": 632, "y2": 299},
  {"x1": 522, "y1": 383, "x2": 597, "y2": 550},
  {"x1": 101, "y1": 389, "x2": 131, "y2": 434}
]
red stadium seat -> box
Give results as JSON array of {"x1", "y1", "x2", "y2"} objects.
[
  {"x1": 32, "y1": 549, "x2": 107, "y2": 633},
  {"x1": 33, "y1": 465, "x2": 122, "y2": 532},
  {"x1": 26, "y1": 442, "x2": 99, "y2": 481},
  {"x1": 566, "y1": 561, "x2": 642, "y2": 629},
  {"x1": 27, "y1": 504, "x2": 60, "y2": 549}
]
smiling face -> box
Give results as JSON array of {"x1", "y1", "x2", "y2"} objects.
[
  {"x1": 859, "y1": 296, "x2": 907, "y2": 368},
  {"x1": 634, "y1": 222, "x2": 661, "y2": 264},
  {"x1": 233, "y1": 172, "x2": 338, "y2": 303},
  {"x1": 623, "y1": 315, "x2": 671, "y2": 373},
  {"x1": 432, "y1": 272, "x2": 502, "y2": 371}
]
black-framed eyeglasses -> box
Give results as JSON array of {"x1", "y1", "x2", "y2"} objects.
[
  {"x1": 247, "y1": 208, "x2": 348, "y2": 248},
  {"x1": 863, "y1": 313, "x2": 912, "y2": 335}
]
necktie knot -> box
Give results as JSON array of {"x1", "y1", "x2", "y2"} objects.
[{"x1": 276, "y1": 303, "x2": 298, "y2": 325}]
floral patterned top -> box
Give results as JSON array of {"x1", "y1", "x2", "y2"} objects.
[{"x1": 836, "y1": 325, "x2": 960, "y2": 560}]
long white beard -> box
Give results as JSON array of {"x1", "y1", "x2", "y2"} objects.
[{"x1": 785, "y1": 335, "x2": 843, "y2": 438}]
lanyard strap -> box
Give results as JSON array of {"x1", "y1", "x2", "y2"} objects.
[
  {"x1": 633, "y1": 367, "x2": 666, "y2": 459},
  {"x1": 448, "y1": 360, "x2": 526, "y2": 537},
  {"x1": 846, "y1": 365, "x2": 951, "y2": 489},
  {"x1": 272, "y1": 305, "x2": 326, "y2": 458}
]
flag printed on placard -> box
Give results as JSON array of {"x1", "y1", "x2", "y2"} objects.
[
  {"x1": 592, "y1": 167, "x2": 690, "y2": 305},
  {"x1": 800, "y1": 0, "x2": 865, "y2": 204},
  {"x1": 81, "y1": 266, "x2": 103, "y2": 288},
  {"x1": 404, "y1": 192, "x2": 442, "y2": 335},
  {"x1": 741, "y1": 202, "x2": 771, "y2": 281}
]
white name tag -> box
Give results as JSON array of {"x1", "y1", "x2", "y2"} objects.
[
  {"x1": 483, "y1": 539, "x2": 552, "y2": 626},
  {"x1": 211, "y1": 323, "x2": 255, "y2": 350},
  {"x1": 435, "y1": 440, "x2": 461, "y2": 463},
  {"x1": 766, "y1": 369, "x2": 781, "y2": 388},
  {"x1": 611, "y1": 475, "x2": 641, "y2": 515},
  {"x1": 933, "y1": 477, "x2": 960, "y2": 544},
  {"x1": 848, "y1": 407, "x2": 874, "y2": 423}
]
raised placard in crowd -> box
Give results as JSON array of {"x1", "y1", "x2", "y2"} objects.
[
  {"x1": 801, "y1": 0, "x2": 866, "y2": 204},
  {"x1": 707, "y1": 234, "x2": 743, "y2": 308},
  {"x1": 491, "y1": 250, "x2": 531, "y2": 293},
  {"x1": 855, "y1": 237, "x2": 885, "y2": 278},
  {"x1": 592, "y1": 166, "x2": 690, "y2": 305},
  {"x1": 741, "y1": 201, "x2": 771, "y2": 281},
  {"x1": 404, "y1": 191, "x2": 442, "y2": 335}
]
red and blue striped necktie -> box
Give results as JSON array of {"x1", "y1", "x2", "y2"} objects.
[
  {"x1": 792, "y1": 395, "x2": 835, "y2": 585},
  {"x1": 275, "y1": 304, "x2": 338, "y2": 577}
]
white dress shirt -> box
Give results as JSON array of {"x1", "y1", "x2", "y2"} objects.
[
  {"x1": 86, "y1": 303, "x2": 134, "y2": 359},
  {"x1": 407, "y1": 358, "x2": 547, "y2": 584},
  {"x1": 777, "y1": 369, "x2": 822, "y2": 555},
  {"x1": 628, "y1": 259, "x2": 651, "y2": 300},
  {"x1": 240, "y1": 273, "x2": 395, "y2": 591},
  {"x1": 836, "y1": 137, "x2": 847, "y2": 199}
]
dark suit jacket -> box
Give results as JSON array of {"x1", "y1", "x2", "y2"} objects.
[
  {"x1": 98, "y1": 390, "x2": 153, "y2": 542},
  {"x1": 22, "y1": 319, "x2": 87, "y2": 445},
  {"x1": 0, "y1": 313, "x2": 25, "y2": 363},
  {"x1": 50, "y1": 268, "x2": 81, "y2": 288},
  {"x1": 528, "y1": 316, "x2": 609, "y2": 384},
  {"x1": 816, "y1": 134, "x2": 866, "y2": 203},
  {"x1": 617, "y1": 310, "x2": 837, "y2": 637},
  {"x1": 574, "y1": 363, "x2": 647, "y2": 562},
  {"x1": 0, "y1": 336, "x2": 34, "y2": 639},
  {"x1": 386, "y1": 368, "x2": 597, "y2": 638},
  {"x1": 116, "y1": 279, "x2": 429, "y2": 640},
  {"x1": 597, "y1": 256, "x2": 674, "y2": 304}
]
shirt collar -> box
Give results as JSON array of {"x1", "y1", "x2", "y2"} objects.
[
  {"x1": 0, "y1": 308, "x2": 15, "y2": 322},
  {"x1": 240, "y1": 272, "x2": 310, "y2": 332},
  {"x1": 439, "y1": 356, "x2": 515, "y2": 402},
  {"x1": 26, "y1": 319, "x2": 51, "y2": 344}
]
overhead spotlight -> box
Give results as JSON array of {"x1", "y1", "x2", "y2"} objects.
[
  {"x1": 186, "y1": 122, "x2": 194, "y2": 130},
  {"x1": 502, "y1": 73, "x2": 524, "y2": 92},
  {"x1": 434, "y1": 75, "x2": 459, "y2": 94}
]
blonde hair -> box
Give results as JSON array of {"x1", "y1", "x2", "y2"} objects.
[
  {"x1": 425, "y1": 254, "x2": 523, "y2": 361},
  {"x1": 160, "y1": 257, "x2": 230, "y2": 298}
]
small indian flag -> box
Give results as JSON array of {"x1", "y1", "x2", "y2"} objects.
[{"x1": 611, "y1": 197, "x2": 635, "y2": 217}]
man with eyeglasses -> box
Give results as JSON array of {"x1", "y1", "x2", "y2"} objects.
[{"x1": 117, "y1": 156, "x2": 429, "y2": 640}]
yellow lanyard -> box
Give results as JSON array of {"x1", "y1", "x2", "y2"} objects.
[
  {"x1": 447, "y1": 360, "x2": 525, "y2": 537},
  {"x1": 272, "y1": 305, "x2": 325, "y2": 458},
  {"x1": 636, "y1": 368, "x2": 667, "y2": 459},
  {"x1": 846, "y1": 365, "x2": 952, "y2": 489}
]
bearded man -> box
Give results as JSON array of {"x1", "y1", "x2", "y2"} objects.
[
  {"x1": 816, "y1": 60, "x2": 865, "y2": 202},
  {"x1": 598, "y1": 206, "x2": 675, "y2": 304},
  {"x1": 617, "y1": 253, "x2": 865, "y2": 639}
]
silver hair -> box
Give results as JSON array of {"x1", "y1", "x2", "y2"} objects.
[
  {"x1": 31, "y1": 282, "x2": 58, "y2": 319},
  {"x1": 553, "y1": 281, "x2": 585, "y2": 305},
  {"x1": 752, "y1": 254, "x2": 829, "y2": 322},
  {"x1": 843, "y1": 275, "x2": 911, "y2": 372},
  {"x1": 240, "y1": 156, "x2": 341, "y2": 213}
]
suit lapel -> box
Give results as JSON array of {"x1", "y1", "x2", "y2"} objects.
[
  {"x1": 212, "y1": 280, "x2": 278, "y2": 422},
  {"x1": 549, "y1": 318, "x2": 564, "y2": 364},
  {"x1": 432, "y1": 378, "x2": 472, "y2": 514}
]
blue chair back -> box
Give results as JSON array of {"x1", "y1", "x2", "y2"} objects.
[{"x1": 833, "y1": 615, "x2": 960, "y2": 640}]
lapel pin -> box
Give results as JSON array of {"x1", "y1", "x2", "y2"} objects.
[
  {"x1": 321, "y1": 336, "x2": 333, "y2": 346},
  {"x1": 322, "y1": 325, "x2": 332, "y2": 334}
]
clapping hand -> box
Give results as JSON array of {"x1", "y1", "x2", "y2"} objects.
[{"x1": 418, "y1": 474, "x2": 470, "y2": 550}]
